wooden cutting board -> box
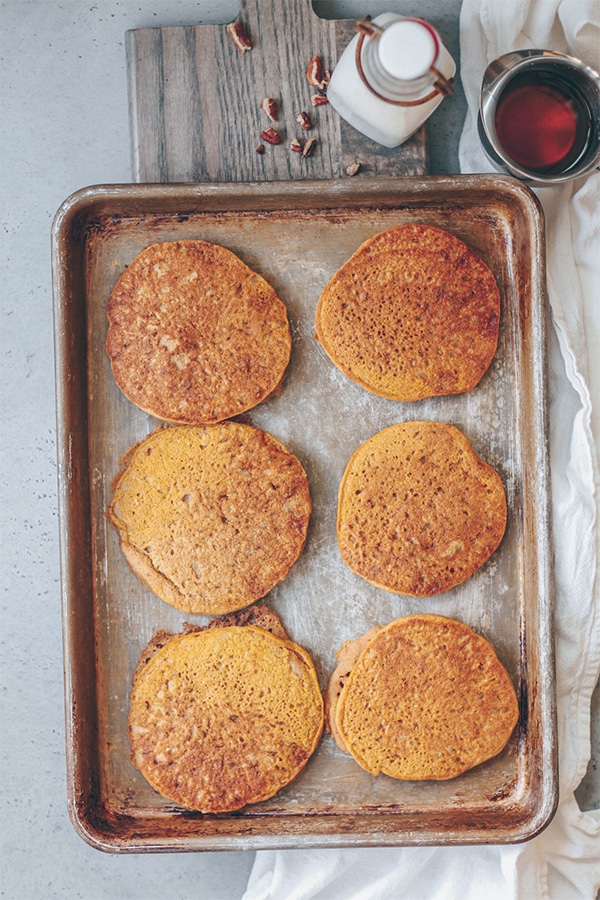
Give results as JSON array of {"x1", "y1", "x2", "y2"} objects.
[{"x1": 126, "y1": 0, "x2": 428, "y2": 182}]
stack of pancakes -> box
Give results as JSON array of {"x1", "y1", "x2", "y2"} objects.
[
  {"x1": 324, "y1": 614, "x2": 519, "y2": 781},
  {"x1": 129, "y1": 608, "x2": 324, "y2": 813}
]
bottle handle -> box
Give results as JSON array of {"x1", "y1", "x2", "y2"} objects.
[{"x1": 354, "y1": 18, "x2": 454, "y2": 108}]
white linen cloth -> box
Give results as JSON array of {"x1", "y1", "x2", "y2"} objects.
[{"x1": 243, "y1": 2, "x2": 600, "y2": 897}]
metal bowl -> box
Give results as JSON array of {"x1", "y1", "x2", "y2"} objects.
[{"x1": 478, "y1": 49, "x2": 600, "y2": 186}]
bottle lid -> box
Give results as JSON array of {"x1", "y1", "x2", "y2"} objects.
[{"x1": 378, "y1": 19, "x2": 438, "y2": 82}]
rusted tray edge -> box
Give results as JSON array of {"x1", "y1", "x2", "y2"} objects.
[
  {"x1": 51, "y1": 173, "x2": 549, "y2": 222},
  {"x1": 67, "y1": 769, "x2": 559, "y2": 853},
  {"x1": 51, "y1": 175, "x2": 557, "y2": 852}
]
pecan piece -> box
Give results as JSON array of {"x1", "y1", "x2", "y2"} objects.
[
  {"x1": 260, "y1": 97, "x2": 279, "y2": 121},
  {"x1": 260, "y1": 127, "x2": 282, "y2": 145},
  {"x1": 227, "y1": 21, "x2": 252, "y2": 52},
  {"x1": 302, "y1": 135, "x2": 317, "y2": 158},
  {"x1": 256, "y1": 144, "x2": 266, "y2": 154},
  {"x1": 290, "y1": 138, "x2": 304, "y2": 153},
  {"x1": 320, "y1": 70, "x2": 331, "y2": 91},
  {"x1": 345, "y1": 162, "x2": 361, "y2": 176},
  {"x1": 311, "y1": 94, "x2": 329, "y2": 106},
  {"x1": 306, "y1": 55, "x2": 324, "y2": 87},
  {"x1": 296, "y1": 111, "x2": 312, "y2": 131}
]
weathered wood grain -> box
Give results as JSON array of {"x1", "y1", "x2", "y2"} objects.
[{"x1": 126, "y1": 0, "x2": 427, "y2": 182}]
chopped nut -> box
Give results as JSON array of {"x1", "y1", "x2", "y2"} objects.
[
  {"x1": 296, "y1": 111, "x2": 312, "y2": 131},
  {"x1": 260, "y1": 97, "x2": 279, "y2": 122},
  {"x1": 256, "y1": 144, "x2": 266, "y2": 154},
  {"x1": 306, "y1": 55, "x2": 324, "y2": 87},
  {"x1": 311, "y1": 94, "x2": 329, "y2": 107},
  {"x1": 302, "y1": 135, "x2": 317, "y2": 158},
  {"x1": 260, "y1": 127, "x2": 282, "y2": 145},
  {"x1": 290, "y1": 138, "x2": 304, "y2": 153},
  {"x1": 320, "y1": 70, "x2": 331, "y2": 91},
  {"x1": 345, "y1": 162, "x2": 361, "y2": 176},
  {"x1": 227, "y1": 21, "x2": 252, "y2": 52}
]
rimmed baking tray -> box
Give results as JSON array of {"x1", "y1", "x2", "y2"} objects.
[{"x1": 52, "y1": 175, "x2": 557, "y2": 852}]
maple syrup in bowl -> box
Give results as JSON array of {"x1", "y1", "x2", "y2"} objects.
[{"x1": 478, "y1": 50, "x2": 600, "y2": 186}]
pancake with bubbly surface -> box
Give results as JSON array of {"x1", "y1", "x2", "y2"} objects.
[
  {"x1": 315, "y1": 224, "x2": 500, "y2": 401},
  {"x1": 326, "y1": 613, "x2": 519, "y2": 780},
  {"x1": 106, "y1": 239, "x2": 291, "y2": 424},
  {"x1": 108, "y1": 422, "x2": 312, "y2": 615},
  {"x1": 129, "y1": 613, "x2": 324, "y2": 812},
  {"x1": 337, "y1": 420, "x2": 506, "y2": 596}
]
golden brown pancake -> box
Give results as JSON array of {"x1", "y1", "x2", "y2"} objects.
[
  {"x1": 131, "y1": 604, "x2": 290, "y2": 684},
  {"x1": 337, "y1": 421, "x2": 506, "y2": 596},
  {"x1": 106, "y1": 240, "x2": 292, "y2": 424},
  {"x1": 326, "y1": 614, "x2": 519, "y2": 780},
  {"x1": 315, "y1": 224, "x2": 500, "y2": 401},
  {"x1": 129, "y1": 613, "x2": 324, "y2": 812},
  {"x1": 108, "y1": 422, "x2": 312, "y2": 615}
]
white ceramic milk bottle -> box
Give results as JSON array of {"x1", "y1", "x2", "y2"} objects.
[{"x1": 327, "y1": 14, "x2": 456, "y2": 148}]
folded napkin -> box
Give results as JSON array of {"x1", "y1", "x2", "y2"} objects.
[{"x1": 244, "y1": 2, "x2": 600, "y2": 897}]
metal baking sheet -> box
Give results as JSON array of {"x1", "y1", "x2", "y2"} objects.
[{"x1": 52, "y1": 176, "x2": 557, "y2": 852}]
